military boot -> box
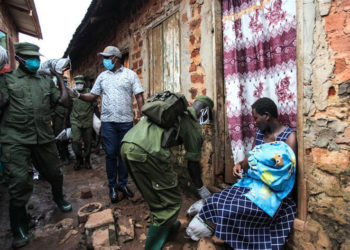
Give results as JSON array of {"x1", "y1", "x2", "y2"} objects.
[
  {"x1": 74, "y1": 157, "x2": 82, "y2": 171},
  {"x1": 84, "y1": 154, "x2": 92, "y2": 169},
  {"x1": 10, "y1": 205, "x2": 29, "y2": 249},
  {"x1": 52, "y1": 187, "x2": 72, "y2": 213},
  {"x1": 62, "y1": 149, "x2": 71, "y2": 166},
  {"x1": 145, "y1": 224, "x2": 172, "y2": 250}
]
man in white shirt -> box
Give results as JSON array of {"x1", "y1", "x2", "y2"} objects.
[{"x1": 69, "y1": 46, "x2": 144, "y2": 203}]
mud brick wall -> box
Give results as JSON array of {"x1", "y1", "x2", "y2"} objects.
[
  {"x1": 70, "y1": 0, "x2": 218, "y2": 188},
  {"x1": 288, "y1": 1, "x2": 350, "y2": 249}
]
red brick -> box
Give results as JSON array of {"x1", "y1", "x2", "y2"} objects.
[
  {"x1": 190, "y1": 0, "x2": 196, "y2": 4},
  {"x1": 189, "y1": 18, "x2": 201, "y2": 30},
  {"x1": 191, "y1": 74, "x2": 204, "y2": 83},
  {"x1": 139, "y1": 40, "x2": 143, "y2": 47},
  {"x1": 334, "y1": 58, "x2": 347, "y2": 74},
  {"x1": 189, "y1": 63, "x2": 196, "y2": 72},
  {"x1": 328, "y1": 86, "x2": 336, "y2": 97},
  {"x1": 132, "y1": 62, "x2": 138, "y2": 69},
  {"x1": 182, "y1": 13, "x2": 188, "y2": 23},
  {"x1": 139, "y1": 59, "x2": 143, "y2": 67},
  {"x1": 201, "y1": 88, "x2": 206, "y2": 95},
  {"x1": 135, "y1": 51, "x2": 141, "y2": 58},
  {"x1": 190, "y1": 35, "x2": 196, "y2": 45},
  {"x1": 137, "y1": 69, "x2": 142, "y2": 75},
  {"x1": 188, "y1": 87, "x2": 198, "y2": 99},
  {"x1": 191, "y1": 48, "x2": 200, "y2": 58}
]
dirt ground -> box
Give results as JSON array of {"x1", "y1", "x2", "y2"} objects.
[{"x1": 0, "y1": 149, "x2": 219, "y2": 250}]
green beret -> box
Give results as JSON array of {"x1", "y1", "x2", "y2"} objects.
[
  {"x1": 14, "y1": 42, "x2": 43, "y2": 56},
  {"x1": 74, "y1": 75, "x2": 85, "y2": 84},
  {"x1": 195, "y1": 95, "x2": 214, "y2": 110}
]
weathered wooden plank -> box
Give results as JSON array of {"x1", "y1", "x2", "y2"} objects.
[
  {"x1": 152, "y1": 24, "x2": 163, "y2": 94},
  {"x1": 162, "y1": 12, "x2": 181, "y2": 93}
]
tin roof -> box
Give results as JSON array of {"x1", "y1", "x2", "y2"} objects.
[{"x1": 3, "y1": 0, "x2": 42, "y2": 39}]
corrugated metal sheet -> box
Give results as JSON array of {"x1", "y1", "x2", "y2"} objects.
[{"x1": 3, "y1": 0, "x2": 42, "y2": 39}]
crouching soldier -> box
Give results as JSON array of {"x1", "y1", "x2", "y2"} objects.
[
  {"x1": 0, "y1": 42, "x2": 72, "y2": 249},
  {"x1": 70, "y1": 75, "x2": 96, "y2": 170},
  {"x1": 121, "y1": 93, "x2": 214, "y2": 250},
  {"x1": 52, "y1": 75, "x2": 71, "y2": 165}
]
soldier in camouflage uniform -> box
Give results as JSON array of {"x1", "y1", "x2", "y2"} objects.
[
  {"x1": 70, "y1": 75, "x2": 96, "y2": 170},
  {"x1": 52, "y1": 75, "x2": 71, "y2": 165},
  {"x1": 0, "y1": 42, "x2": 72, "y2": 249},
  {"x1": 121, "y1": 95, "x2": 214, "y2": 250}
]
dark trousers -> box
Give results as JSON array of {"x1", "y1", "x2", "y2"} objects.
[
  {"x1": 101, "y1": 121, "x2": 133, "y2": 189},
  {"x1": 1, "y1": 142, "x2": 63, "y2": 207}
]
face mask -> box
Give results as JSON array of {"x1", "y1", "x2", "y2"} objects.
[
  {"x1": 64, "y1": 81, "x2": 68, "y2": 87},
  {"x1": 25, "y1": 58, "x2": 40, "y2": 73},
  {"x1": 103, "y1": 58, "x2": 115, "y2": 70},
  {"x1": 199, "y1": 107, "x2": 210, "y2": 125},
  {"x1": 75, "y1": 84, "x2": 84, "y2": 91}
]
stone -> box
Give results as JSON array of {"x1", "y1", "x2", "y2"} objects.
[
  {"x1": 117, "y1": 217, "x2": 135, "y2": 243},
  {"x1": 55, "y1": 218, "x2": 74, "y2": 231},
  {"x1": 80, "y1": 188, "x2": 93, "y2": 199},
  {"x1": 91, "y1": 227, "x2": 110, "y2": 249},
  {"x1": 178, "y1": 218, "x2": 189, "y2": 228},
  {"x1": 182, "y1": 243, "x2": 193, "y2": 250},
  {"x1": 336, "y1": 127, "x2": 350, "y2": 144},
  {"x1": 59, "y1": 229, "x2": 78, "y2": 244},
  {"x1": 85, "y1": 209, "x2": 114, "y2": 230},
  {"x1": 78, "y1": 202, "x2": 102, "y2": 223},
  {"x1": 197, "y1": 237, "x2": 216, "y2": 250},
  {"x1": 317, "y1": 230, "x2": 331, "y2": 249},
  {"x1": 312, "y1": 148, "x2": 350, "y2": 172},
  {"x1": 135, "y1": 223, "x2": 143, "y2": 228},
  {"x1": 318, "y1": 0, "x2": 332, "y2": 16},
  {"x1": 139, "y1": 233, "x2": 146, "y2": 241}
]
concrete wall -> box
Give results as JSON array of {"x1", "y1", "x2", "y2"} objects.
[{"x1": 288, "y1": 0, "x2": 350, "y2": 249}]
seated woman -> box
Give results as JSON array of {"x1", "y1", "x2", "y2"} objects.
[{"x1": 187, "y1": 97, "x2": 297, "y2": 250}]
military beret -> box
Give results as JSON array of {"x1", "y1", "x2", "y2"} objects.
[
  {"x1": 14, "y1": 42, "x2": 43, "y2": 56},
  {"x1": 195, "y1": 95, "x2": 214, "y2": 110}
]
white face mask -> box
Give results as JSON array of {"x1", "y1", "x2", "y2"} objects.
[
  {"x1": 75, "y1": 83, "x2": 84, "y2": 91},
  {"x1": 199, "y1": 107, "x2": 210, "y2": 125}
]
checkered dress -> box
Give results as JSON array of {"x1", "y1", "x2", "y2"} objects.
[{"x1": 199, "y1": 127, "x2": 296, "y2": 250}]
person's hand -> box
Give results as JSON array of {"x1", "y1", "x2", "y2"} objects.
[
  {"x1": 67, "y1": 87, "x2": 80, "y2": 98},
  {"x1": 233, "y1": 163, "x2": 243, "y2": 178},
  {"x1": 187, "y1": 199, "x2": 205, "y2": 217}
]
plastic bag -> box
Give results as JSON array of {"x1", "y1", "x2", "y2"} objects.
[
  {"x1": 55, "y1": 128, "x2": 71, "y2": 141},
  {"x1": 93, "y1": 114, "x2": 101, "y2": 135},
  {"x1": 0, "y1": 46, "x2": 8, "y2": 70},
  {"x1": 187, "y1": 199, "x2": 205, "y2": 217},
  {"x1": 186, "y1": 214, "x2": 214, "y2": 241},
  {"x1": 38, "y1": 57, "x2": 71, "y2": 76}
]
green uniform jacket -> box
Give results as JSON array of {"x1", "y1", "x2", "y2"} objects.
[
  {"x1": 70, "y1": 88, "x2": 95, "y2": 128},
  {"x1": 0, "y1": 68, "x2": 60, "y2": 144},
  {"x1": 122, "y1": 107, "x2": 202, "y2": 163}
]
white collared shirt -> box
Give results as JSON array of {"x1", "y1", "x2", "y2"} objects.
[{"x1": 91, "y1": 66, "x2": 144, "y2": 122}]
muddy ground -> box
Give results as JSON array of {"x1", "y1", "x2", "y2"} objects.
[{"x1": 0, "y1": 149, "x2": 227, "y2": 250}]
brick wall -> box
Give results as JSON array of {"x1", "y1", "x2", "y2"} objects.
[
  {"x1": 0, "y1": 3, "x2": 19, "y2": 70},
  {"x1": 288, "y1": 1, "x2": 350, "y2": 249}
]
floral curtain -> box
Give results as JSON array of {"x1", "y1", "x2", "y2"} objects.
[{"x1": 222, "y1": 0, "x2": 297, "y2": 163}]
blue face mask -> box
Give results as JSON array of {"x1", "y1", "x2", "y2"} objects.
[
  {"x1": 103, "y1": 58, "x2": 115, "y2": 70},
  {"x1": 64, "y1": 81, "x2": 68, "y2": 87},
  {"x1": 25, "y1": 58, "x2": 40, "y2": 73}
]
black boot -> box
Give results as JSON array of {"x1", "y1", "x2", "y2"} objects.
[
  {"x1": 10, "y1": 205, "x2": 29, "y2": 249},
  {"x1": 109, "y1": 187, "x2": 119, "y2": 203},
  {"x1": 84, "y1": 154, "x2": 92, "y2": 169},
  {"x1": 52, "y1": 187, "x2": 72, "y2": 213},
  {"x1": 62, "y1": 149, "x2": 71, "y2": 166},
  {"x1": 74, "y1": 157, "x2": 82, "y2": 171}
]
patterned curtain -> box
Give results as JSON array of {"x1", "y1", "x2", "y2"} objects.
[{"x1": 222, "y1": 0, "x2": 297, "y2": 163}]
